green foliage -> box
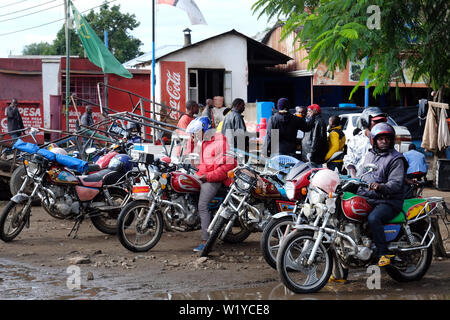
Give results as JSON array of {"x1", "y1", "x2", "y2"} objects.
[
  {"x1": 22, "y1": 42, "x2": 56, "y2": 55},
  {"x1": 22, "y1": 3, "x2": 143, "y2": 63},
  {"x1": 253, "y1": 0, "x2": 450, "y2": 98}
]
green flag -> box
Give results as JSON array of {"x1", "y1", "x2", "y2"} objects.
[{"x1": 71, "y1": 2, "x2": 132, "y2": 78}]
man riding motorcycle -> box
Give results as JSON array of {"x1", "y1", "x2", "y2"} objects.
[{"x1": 356, "y1": 122, "x2": 408, "y2": 267}]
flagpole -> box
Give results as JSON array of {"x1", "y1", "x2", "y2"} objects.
[
  {"x1": 65, "y1": 0, "x2": 70, "y2": 133},
  {"x1": 152, "y1": 0, "x2": 156, "y2": 144}
]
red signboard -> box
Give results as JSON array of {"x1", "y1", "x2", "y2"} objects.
[
  {"x1": 160, "y1": 61, "x2": 186, "y2": 120},
  {"x1": 0, "y1": 100, "x2": 44, "y2": 144}
]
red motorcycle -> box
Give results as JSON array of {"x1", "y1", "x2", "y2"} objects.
[{"x1": 116, "y1": 153, "x2": 232, "y2": 252}]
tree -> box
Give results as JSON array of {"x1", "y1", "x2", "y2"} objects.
[
  {"x1": 22, "y1": 3, "x2": 143, "y2": 63},
  {"x1": 22, "y1": 42, "x2": 56, "y2": 55},
  {"x1": 252, "y1": 0, "x2": 449, "y2": 101}
]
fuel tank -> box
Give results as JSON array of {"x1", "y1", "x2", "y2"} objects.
[
  {"x1": 170, "y1": 172, "x2": 201, "y2": 193},
  {"x1": 47, "y1": 167, "x2": 79, "y2": 185},
  {"x1": 341, "y1": 192, "x2": 372, "y2": 222}
]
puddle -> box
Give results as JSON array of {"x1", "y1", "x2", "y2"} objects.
[{"x1": 1, "y1": 258, "x2": 449, "y2": 300}]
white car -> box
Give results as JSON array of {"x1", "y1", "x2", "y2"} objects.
[{"x1": 339, "y1": 113, "x2": 412, "y2": 153}]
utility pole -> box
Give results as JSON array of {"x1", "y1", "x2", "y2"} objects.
[{"x1": 64, "y1": 0, "x2": 71, "y2": 132}]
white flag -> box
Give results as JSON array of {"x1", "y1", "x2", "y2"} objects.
[{"x1": 158, "y1": 0, "x2": 207, "y2": 25}]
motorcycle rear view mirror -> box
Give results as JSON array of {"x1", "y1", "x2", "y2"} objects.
[
  {"x1": 361, "y1": 163, "x2": 378, "y2": 177},
  {"x1": 138, "y1": 152, "x2": 154, "y2": 165}
]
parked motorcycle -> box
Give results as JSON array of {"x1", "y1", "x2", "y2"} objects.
[
  {"x1": 0, "y1": 144, "x2": 141, "y2": 241},
  {"x1": 199, "y1": 151, "x2": 299, "y2": 257},
  {"x1": 116, "y1": 153, "x2": 232, "y2": 252},
  {"x1": 276, "y1": 166, "x2": 445, "y2": 293}
]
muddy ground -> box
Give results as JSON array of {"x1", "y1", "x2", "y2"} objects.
[{"x1": 0, "y1": 188, "x2": 449, "y2": 300}]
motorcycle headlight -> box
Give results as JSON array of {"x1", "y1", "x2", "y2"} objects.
[
  {"x1": 234, "y1": 170, "x2": 255, "y2": 192},
  {"x1": 151, "y1": 179, "x2": 160, "y2": 192},
  {"x1": 235, "y1": 178, "x2": 251, "y2": 192},
  {"x1": 285, "y1": 181, "x2": 296, "y2": 200},
  {"x1": 26, "y1": 162, "x2": 40, "y2": 176},
  {"x1": 309, "y1": 188, "x2": 326, "y2": 205}
]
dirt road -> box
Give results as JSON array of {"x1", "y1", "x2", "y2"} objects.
[{"x1": 0, "y1": 188, "x2": 449, "y2": 300}]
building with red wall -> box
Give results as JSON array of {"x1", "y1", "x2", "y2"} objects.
[{"x1": 0, "y1": 56, "x2": 150, "y2": 143}]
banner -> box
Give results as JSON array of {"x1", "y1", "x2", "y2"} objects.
[
  {"x1": 160, "y1": 61, "x2": 186, "y2": 121},
  {"x1": 158, "y1": 0, "x2": 207, "y2": 25}
]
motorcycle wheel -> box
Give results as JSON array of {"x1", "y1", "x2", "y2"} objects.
[
  {"x1": 10, "y1": 166, "x2": 40, "y2": 206},
  {"x1": 277, "y1": 230, "x2": 333, "y2": 294},
  {"x1": 385, "y1": 224, "x2": 433, "y2": 282},
  {"x1": 90, "y1": 188, "x2": 128, "y2": 235},
  {"x1": 117, "y1": 200, "x2": 163, "y2": 252},
  {"x1": 200, "y1": 215, "x2": 227, "y2": 257},
  {"x1": 0, "y1": 201, "x2": 29, "y2": 242},
  {"x1": 222, "y1": 218, "x2": 251, "y2": 244},
  {"x1": 261, "y1": 216, "x2": 295, "y2": 269}
]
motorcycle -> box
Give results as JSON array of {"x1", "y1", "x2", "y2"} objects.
[
  {"x1": 199, "y1": 151, "x2": 299, "y2": 257},
  {"x1": 116, "y1": 153, "x2": 231, "y2": 252},
  {"x1": 261, "y1": 164, "x2": 428, "y2": 270},
  {"x1": 276, "y1": 165, "x2": 446, "y2": 293},
  {"x1": 0, "y1": 143, "x2": 141, "y2": 241}
]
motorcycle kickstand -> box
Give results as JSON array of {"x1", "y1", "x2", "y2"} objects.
[{"x1": 68, "y1": 217, "x2": 84, "y2": 239}]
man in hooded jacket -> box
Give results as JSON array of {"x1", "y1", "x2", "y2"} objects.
[
  {"x1": 263, "y1": 98, "x2": 313, "y2": 159},
  {"x1": 301, "y1": 104, "x2": 328, "y2": 164}
]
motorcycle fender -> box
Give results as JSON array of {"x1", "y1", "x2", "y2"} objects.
[
  {"x1": 271, "y1": 211, "x2": 296, "y2": 220},
  {"x1": 11, "y1": 193, "x2": 30, "y2": 204}
]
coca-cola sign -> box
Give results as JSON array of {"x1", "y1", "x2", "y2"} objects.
[{"x1": 160, "y1": 61, "x2": 186, "y2": 121}]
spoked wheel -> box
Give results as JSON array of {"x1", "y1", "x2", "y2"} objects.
[
  {"x1": 90, "y1": 188, "x2": 128, "y2": 235},
  {"x1": 117, "y1": 200, "x2": 163, "y2": 252},
  {"x1": 0, "y1": 201, "x2": 29, "y2": 242},
  {"x1": 276, "y1": 230, "x2": 332, "y2": 294},
  {"x1": 261, "y1": 216, "x2": 295, "y2": 269},
  {"x1": 386, "y1": 229, "x2": 433, "y2": 282}
]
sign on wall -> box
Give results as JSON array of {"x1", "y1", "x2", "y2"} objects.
[
  {"x1": 160, "y1": 61, "x2": 186, "y2": 121},
  {"x1": 0, "y1": 101, "x2": 44, "y2": 143}
]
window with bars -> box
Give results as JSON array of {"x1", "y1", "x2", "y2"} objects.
[{"x1": 61, "y1": 76, "x2": 104, "y2": 106}]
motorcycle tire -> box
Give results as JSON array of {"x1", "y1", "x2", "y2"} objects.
[
  {"x1": 117, "y1": 200, "x2": 164, "y2": 252},
  {"x1": 385, "y1": 223, "x2": 433, "y2": 282},
  {"x1": 261, "y1": 216, "x2": 295, "y2": 269},
  {"x1": 222, "y1": 218, "x2": 251, "y2": 244},
  {"x1": 90, "y1": 188, "x2": 128, "y2": 235},
  {"x1": 0, "y1": 201, "x2": 29, "y2": 242},
  {"x1": 277, "y1": 230, "x2": 333, "y2": 294},
  {"x1": 200, "y1": 215, "x2": 227, "y2": 257},
  {"x1": 9, "y1": 166, "x2": 40, "y2": 206}
]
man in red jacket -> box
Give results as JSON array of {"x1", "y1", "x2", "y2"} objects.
[{"x1": 186, "y1": 116, "x2": 237, "y2": 252}]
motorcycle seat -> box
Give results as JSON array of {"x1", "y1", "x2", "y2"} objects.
[
  {"x1": 85, "y1": 163, "x2": 101, "y2": 173},
  {"x1": 78, "y1": 169, "x2": 113, "y2": 187}
]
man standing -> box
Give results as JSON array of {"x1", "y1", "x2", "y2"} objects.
[
  {"x1": 6, "y1": 98, "x2": 24, "y2": 140},
  {"x1": 176, "y1": 100, "x2": 199, "y2": 134},
  {"x1": 80, "y1": 105, "x2": 95, "y2": 128},
  {"x1": 301, "y1": 104, "x2": 328, "y2": 164},
  {"x1": 202, "y1": 98, "x2": 216, "y2": 128},
  {"x1": 263, "y1": 98, "x2": 313, "y2": 159},
  {"x1": 221, "y1": 98, "x2": 247, "y2": 152}
]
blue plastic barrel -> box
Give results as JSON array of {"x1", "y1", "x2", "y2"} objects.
[{"x1": 257, "y1": 101, "x2": 275, "y2": 124}]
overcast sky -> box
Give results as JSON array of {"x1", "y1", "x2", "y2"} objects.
[{"x1": 0, "y1": 0, "x2": 275, "y2": 58}]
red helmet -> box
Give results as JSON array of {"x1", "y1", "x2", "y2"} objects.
[{"x1": 370, "y1": 122, "x2": 396, "y2": 150}]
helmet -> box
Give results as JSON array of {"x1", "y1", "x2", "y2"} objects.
[
  {"x1": 186, "y1": 116, "x2": 211, "y2": 134},
  {"x1": 370, "y1": 122, "x2": 396, "y2": 151},
  {"x1": 49, "y1": 147, "x2": 67, "y2": 155},
  {"x1": 108, "y1": 154, "x2": 133, "y2": 173},
  {"x1": 310, "y1": 169, "x2": 340, "y2": 194},
  {"x1": 360, "y1": 107, "x2": 387, "y2": 129}
]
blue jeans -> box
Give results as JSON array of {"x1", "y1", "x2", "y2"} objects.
[{"x1": 367, "y1": 203, "x2": 398, "y2": 257}]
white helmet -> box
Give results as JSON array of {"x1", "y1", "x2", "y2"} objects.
[
  {"x1": 49, "y1": 147, "x2": 67, "y2": 155},
  {"x1": 310, "y1": 169, "x2": 340, "y2": 194}
]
